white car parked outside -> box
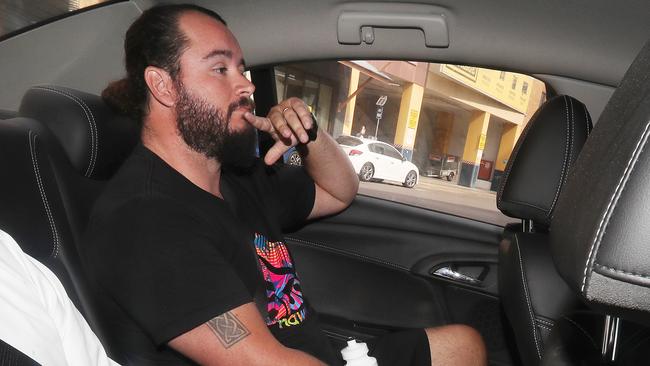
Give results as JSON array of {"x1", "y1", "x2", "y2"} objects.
[{"x1": 336, "y1": 136, "x2": 419, "y2": 188}]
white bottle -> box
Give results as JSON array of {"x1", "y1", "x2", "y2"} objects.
[{"x1": 340, "y1": 339, "x2": 378, "y2": 366}]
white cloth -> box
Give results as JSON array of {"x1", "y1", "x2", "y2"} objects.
[{"x1": 0, "y1": 229, "x2": 118, "y2": 366}]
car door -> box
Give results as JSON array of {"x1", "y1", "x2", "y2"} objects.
[
  {"x1": 251, "y1": 63, "x2": 531, "y2": 366},
  {"x1": 366, "y1": 143, "x2": 390, "y2": 180},
  {"x1": 382, "y1": 143, "x2": 408, "y2": 182}
]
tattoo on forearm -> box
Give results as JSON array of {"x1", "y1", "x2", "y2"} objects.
[{"x1": 207, "y1": 311, "x2": 251, "y2": 348}]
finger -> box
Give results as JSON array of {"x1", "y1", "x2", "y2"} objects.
[
  {"x1": 264, "y1": 140, "x2": 293, "y2": 165},
  {"x1": 283, "y1": 108, "x2": 310, "y2": 144},
  {"x1": 243, "y1": 112, "x2": 273, "y2": 133},
  {"x1": 268, "y1": 109, "x2": 294, "y2": 139},
  {"x1": 289, "y1": 99, "x2": 314, "y2": 130}
]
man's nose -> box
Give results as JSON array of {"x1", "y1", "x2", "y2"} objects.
[{"x1": 237, "y1": 74, "x2": 255, "y2": 97}]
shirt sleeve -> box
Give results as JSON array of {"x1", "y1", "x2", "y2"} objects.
[
  {"x1": 264, "y1": 163, "x2": 316, "y2": 230},
  {"x1": 85, "y1": 198, "x2": 252, "y2": 346}
]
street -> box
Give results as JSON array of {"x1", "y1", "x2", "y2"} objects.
[{"x1": 358, "y1": 176, "x2": 515, "y2": 226}]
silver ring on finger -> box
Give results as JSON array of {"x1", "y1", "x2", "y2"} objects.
[{"x1": 281, "y1": 107, "x2": 291, "y2": 115}]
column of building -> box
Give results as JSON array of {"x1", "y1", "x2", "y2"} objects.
[{"x1": 458, "y1": 111, "x2": 490, "y2": 188}]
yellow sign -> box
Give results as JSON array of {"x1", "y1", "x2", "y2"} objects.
[
  {"x1": 478, "y1": 134, "x2": 487, "y2": 151},
  {"x1": 441, "y1": 64, "x2": 533, "y2": 114},
  {"x1": 408, "y1": 109, "x2": 419, "y2": 129}
]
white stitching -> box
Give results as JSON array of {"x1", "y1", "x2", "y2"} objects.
[
  {"x1": 536, "y1": 318, "x2": 555, "y2": 326},
  {"x1": 286, "y1": 237, "x2": 409, "y2": 272},
  {"x1": 28, "y1": 131, "x2": 60, "y2": 259},
  {"x1": 581, "y1": 120, "x2": 650, "y2": 293},
  {"x1": 514, "y1": 235, "x2": 542, "y2": 359},
  {"x1": 536, "y1": 323, "x2": 553, "y2": 331},
  {"x1": 32, "y1": 86, "x2": 98, "y2": 178},
  {"x1": 562, "y1": 316, "x2": 599, "y2": 351},
  {"x1": 583, "y1": 103, "x2": 591, "y2": 139},
  {"x1": 547, "y1": 96, "x2": 571, "y2": 216},
  {"x1": 594, "y1": 263, "x2": 650, "y2": 279}
]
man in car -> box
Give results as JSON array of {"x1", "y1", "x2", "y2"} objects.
[{"x1": 84, "y1": 4, "x2": 486, "y2": 365}]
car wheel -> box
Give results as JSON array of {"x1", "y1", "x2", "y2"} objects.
[
  {"x1": 446, "y1": 172, "x2": 455, "y2": 181},
  {"x1": 359, "y1": 163, "x2": 374, "y2": 181},
  {"x1": 403, "y1": 170, "x2": 417, "y2": 188},
  {"x1": 288, "y1": 151, "x2": 302, "y2": 166}
]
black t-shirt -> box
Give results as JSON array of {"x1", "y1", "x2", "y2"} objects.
[{"x1": 82, "y1": 145, "x2": 339, "y2": 365}]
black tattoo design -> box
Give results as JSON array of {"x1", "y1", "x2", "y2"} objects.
[{"x1": 207, "y1": 311, "x2": 251, "y2": 348}]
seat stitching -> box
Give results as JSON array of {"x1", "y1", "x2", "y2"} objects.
[
  {"x1": 583, "y1": 103, "x2": 592, "y2": 138},
  {"x1": 32, "y1": 86, "x2": 97, "y2": 178},
  {"x1": 594, "y1": 263, "x2": 650, "y2": 279},
  {"x1": 286, "y1": 237, "x2": 409, "y2": 272},
  {"x1": 536, "y1": 323, "x2": 553, "y2": 332},
  {"x1": 28, "y1": 131, "x2": 60, "y2": 259},
  {"x1": 581, "y1": 120, "x2": 650, "y2": 293},
  {"x1": 496, "y1": 110, "x2": 535, "y2": 210},
  {"x1": 536, "y1": 317, "x2": 555, "y2": 326},
  {"x1": 561, "y1": 316, "x2": 599, "y2": 351},
  {"x1": 514, "y1": 235, "x2": 542, "y2": 359},
  {"x1": 547, "y1": 96, "x2": 571, "y2": 217}
]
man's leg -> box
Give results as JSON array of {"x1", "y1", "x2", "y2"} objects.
[{"x1": 425, "y1": 325, "x2": 487, "y2": 366}]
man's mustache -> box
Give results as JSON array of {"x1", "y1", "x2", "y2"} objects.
[{"x1": 227, "y1": 97, "x2": 256, "y2": 118}]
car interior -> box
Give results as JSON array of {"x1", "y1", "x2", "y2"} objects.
[{"x1": 2, "y1": 1, "x2": 650, "y2": 366}]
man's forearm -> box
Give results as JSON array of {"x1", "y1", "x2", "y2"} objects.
[{"x1": 299, "y1": 128, "x2": 359, "y2": 208}]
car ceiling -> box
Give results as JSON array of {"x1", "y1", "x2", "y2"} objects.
[
  {"x1": 1, "y1": 0, "x2": 649, "y2": 115},
  {"x1": 146, "y1": 0, "x2": 650, "y2": 87}
]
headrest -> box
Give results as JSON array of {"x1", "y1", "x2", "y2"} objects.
[
  {"x1": 497, "y1": 95, "x2": 592, "y2": 226},
  {"x1": 551, "y1": 39, "x2": 650, "y2": 322},
  {"x1": 18, "y1": 85, "x2": 140, "y2": 180}
]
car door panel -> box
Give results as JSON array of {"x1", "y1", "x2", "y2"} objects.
[{"x1": 285, "y1": 195, "x2": 516, "y2": 365}]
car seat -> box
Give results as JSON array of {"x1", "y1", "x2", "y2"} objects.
[
  {"x1": 543, "y1": 38, "x2": 650, "y2": 365},
  {"x1": 496, "y1": 95, "x2": 592, "y2": 366}
]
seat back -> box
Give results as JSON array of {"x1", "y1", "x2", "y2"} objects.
[
  {"x1": 0, "y1": 85, "x2": 139, "y2": 355},
  {"x1": 496, "y1": 95, "x2": 592, "y2": 366},
  {"x1": 543, "y1": 39, "x2": 650, "y2": 366}
]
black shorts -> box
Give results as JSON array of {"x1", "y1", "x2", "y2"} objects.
[{"x1": 367, "y1": 329, "x2": 431, "y2": 366}]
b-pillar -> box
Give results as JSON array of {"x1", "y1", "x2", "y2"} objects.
[
  {"x1": 394, "y1": 83, "x2": 424, "y2": 161},
  {"x1": 490, "y1": 122, "x2": 522, "y2": 191},
  {"x1": 459, "y1": 111, "x2": 490, "y2": 187}
]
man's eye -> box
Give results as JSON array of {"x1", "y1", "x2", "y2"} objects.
[{"x1": 214, "y1": 67, "x2": 227, "y2": 74}]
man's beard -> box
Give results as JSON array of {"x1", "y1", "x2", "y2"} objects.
[{"x1": 175, "y1": 82, "x2": 257, "y2": 169}]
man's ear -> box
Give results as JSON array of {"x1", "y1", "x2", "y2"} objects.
[{"x1": 144, "y1": 66, "x2": 176, "y2": 108}]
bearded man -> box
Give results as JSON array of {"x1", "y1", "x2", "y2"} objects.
[{"x1": 83, "y1": 4, "x2": 486, "y2": 366}]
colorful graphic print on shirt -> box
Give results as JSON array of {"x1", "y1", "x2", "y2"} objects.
[{"x1": 254, "y1": 233, "x2": 307, "y2": 329}]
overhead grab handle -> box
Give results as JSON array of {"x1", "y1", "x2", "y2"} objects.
[{"x1": 337, "y1": 11, "x2": 449, "y2": 48}]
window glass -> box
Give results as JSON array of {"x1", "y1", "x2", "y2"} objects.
[
  {"x1": 336, "y1": 136, "x2": 362, "y2": 146},
  {"x1": 384, "y1": 145, "x2": 404, "y2": 160},
  {"x1": 272, "y1": 61, "x2": 547, "y2": 226}
]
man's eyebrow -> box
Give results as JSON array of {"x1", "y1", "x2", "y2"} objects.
[
  {"x1": 202, "y1": 49, "x2": 247, "y2": 68},
  {"x1": 202, "y1": 49, "x2": 232, "y2": 60}
]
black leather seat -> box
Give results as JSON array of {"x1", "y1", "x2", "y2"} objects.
[
  {"x1": 541, "y1": 38, "x2": 650, "y2": 366},
  {"x1": 496, "y1": 95, "x2": 592, "y2": 366},
  {"x1": 0, "y1": 85, "x2": 139, "y2": 356}
]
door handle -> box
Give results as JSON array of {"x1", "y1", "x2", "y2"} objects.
[{"x1": 432, "y1": 265, "x2": 483, "y2": 285}]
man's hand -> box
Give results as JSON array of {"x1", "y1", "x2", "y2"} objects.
[{"x1": 244, "y1": 97, "x2": 314, "y2": 165}]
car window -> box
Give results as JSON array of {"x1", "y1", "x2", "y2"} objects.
[
  {"x1": 383, "y1": 144, "x2": 404, "y2": 160},
  {"x1": 271, "y1": 61, "x2": 547, "y2": 226},
  {"x1": 368, "y1": 143, "x2": 384, "y2": 155},
  {"x1": 336, "y1": 136, "x2": 362, "y2": 146}
]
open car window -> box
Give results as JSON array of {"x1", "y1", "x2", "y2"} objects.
[{"x1": 274, "y1": 60, "x2": 547, "y2": 226}]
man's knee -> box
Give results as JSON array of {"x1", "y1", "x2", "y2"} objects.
[{"x1": 425, "y1": 324, "x2": 486, "y2": 366}]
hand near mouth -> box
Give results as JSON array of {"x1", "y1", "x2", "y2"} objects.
[{"x1": 243, "y1": 97, "x2": 316, "y2": 165}]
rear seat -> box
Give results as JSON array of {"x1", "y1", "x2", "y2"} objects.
[{"x1": 0, "y1": 85, "x2": 139, "y2": 355}]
